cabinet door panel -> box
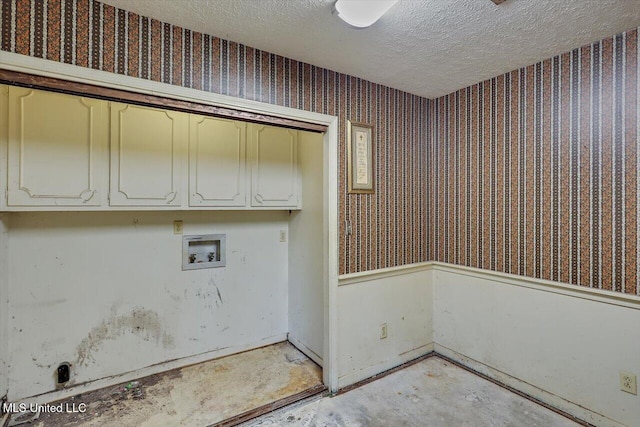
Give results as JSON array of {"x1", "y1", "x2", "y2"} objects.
[
  {"x1": 189, "y1": 116, "x2": 246, "y2": 207},
  {"x1": 7, "y1": 87, "x2": 105, "y2": 206},
  {"x1": 109, "y1": 103, "x2": 185, "y2": 206},
  {"x1": 250, "y1": 124, "x2": 299, "y2": 208}
]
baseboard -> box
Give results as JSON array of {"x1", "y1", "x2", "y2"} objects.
[
  {"x1": 337, "y1": 342, "x2": 434, "y2": 389},
  {"x1": 287, "y1": 335, "x2": 323, "y2": 367},
  {"x1": 337, "y1": 351, "x2": 435, "y2": 396},
  {"x1": 210, "y1": 384, "x2": 327, "y2": 427},
  {"x1": 434, "y1": 344, "x2": 623, "y2": 427},
  {"x1": 5, "y1": 340, "x2": 624, "y2": 426},
  {"x1": 12, "y1": 333, "x2": 288, "y2": 406}
]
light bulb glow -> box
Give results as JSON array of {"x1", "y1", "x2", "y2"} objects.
[{"x1": 334, "y1": 0, "x2": 398, "y2": 29}]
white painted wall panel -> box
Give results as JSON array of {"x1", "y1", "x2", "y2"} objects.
[
  {"x1": 433, "y1": 268, "x2": 640, "y2": 427},
  {"x1": 337, "y1": 268, "x2": 433, "y2": 388},
  {"x1": 0, "y1": 214, "x2": 9, "y2": 400},
  {"x1": 6, "y1": 211, "x2": 289, "y2": 400},
  {"x1": 0, "y1": 87, "x2": 8, "y2": 401},
  {"x1": 288, "y1": 130, "x2": 324, "y2": 364}
]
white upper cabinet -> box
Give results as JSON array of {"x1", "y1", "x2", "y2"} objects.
[
  {"x1": 189, "y1": 115, "x2": 246, "y2": 207},
  {"x1": 109, "y1": 103, "x2": 186, "y2": 207},
  {"x1": 1, "y1": 84, "x2": 303, "y2": 211},
  {"x1": 249, "y1": 124, "x2": 300, "y2": 209},
  {"x1": 6, "y1": 86, "x2": 107, "y2": 207}
]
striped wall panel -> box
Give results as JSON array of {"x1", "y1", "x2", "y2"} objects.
[
  {"x1": 0, "y1": 0, "x2": 429, "y2": 275},
  {"x1": 430, "y1": 27, "x2": 640, "y2": 295},
  {"x1": 2, "y1": 1, "x2": 639, "y2": 295}
]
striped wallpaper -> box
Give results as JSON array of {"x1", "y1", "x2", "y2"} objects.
[
  {"x1": 0, "y1": 0, "x2": 429, "y2": 275},
  {"x1": 429, "y1": 27, "x2": 640, "y2": 295},
  {"x1": 2, "y1": 1, "x2": 639, "y2": 295}
]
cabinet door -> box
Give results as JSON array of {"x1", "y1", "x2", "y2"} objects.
[
  {"x1": 189, "y1": 115, "x2": 246, "y2": 207},
  {"x1": 7, "y1": 87, "x2": 106, "y2": 207},
  {"x1": 249, "y1": 124, "x2": 300, "y2": 208},
  {"x1": 109, "y1": 103, "x2": 186, "y2": 206}
]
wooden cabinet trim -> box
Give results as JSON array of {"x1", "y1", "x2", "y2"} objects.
[{"x1": 0, "y1": 69, "x2": 327, "y2": 133}]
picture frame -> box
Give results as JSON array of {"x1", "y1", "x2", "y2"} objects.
[{"x1": 347, "y1": 120, "x2": 374, "y2": 194}]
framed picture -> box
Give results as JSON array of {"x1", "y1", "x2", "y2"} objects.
[{"x1": 347, "y1": 120, "x2": 374, "y2": 194}]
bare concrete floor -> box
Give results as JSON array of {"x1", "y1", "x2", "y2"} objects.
[
  {"x1": 28, "y1": 342, "x2": 323, "y2": 427},
  {"x1": 243, "y1": 357, "x2": 582, "y2": 427}
]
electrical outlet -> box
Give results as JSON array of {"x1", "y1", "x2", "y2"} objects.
[
  {"x1": 173, "y1": 220, "x2": 183, "y2": 235},
  {"x1": 620, "y1": 372, "x2": 637, "y2": 395},
  {"x1": 279, "y1": 230, "x2": 287, "y2": 242},
  {"x1": 380, "y1": 323, "x2": 388, "y2": 340}
]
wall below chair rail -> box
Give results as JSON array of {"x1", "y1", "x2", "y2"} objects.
[
  {"x1": 432, "y1": 264, "x2": 640, "y2": 427},
  {"x1": 4, "y1": 210, "x2": 290, "y2": 401},
  {"x1": 337, "y1": 265, "x2": 434, "y2": 388}
]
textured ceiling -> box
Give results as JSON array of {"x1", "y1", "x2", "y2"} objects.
[{"x1": 100, "y1": 0, "x2": 640, "y2": 99}]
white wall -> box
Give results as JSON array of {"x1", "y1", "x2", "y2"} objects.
[
  {"x1": 0, "y1": 214, "x2": 9, "y2": 401},
  {"x1": 5, "y1": 210, "x2": 289, "y2": 401},
  {"x1": 288, "y1": 130, "x2": 324, "y2": 364},
  {"x1": 337, "y1": 265, "x2": 433, "y2": 388},
  {"x1": 0, "y1": 86, "x2": 8, "y2": 403},
  {"x1": 433, "y1": 265, "x2": 640, "y2": 427}
]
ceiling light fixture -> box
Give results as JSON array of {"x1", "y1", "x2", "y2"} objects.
[{"x1": 333, "y1": 0, "x2": 398, "y2": 29}]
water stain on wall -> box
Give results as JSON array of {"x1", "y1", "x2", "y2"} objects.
[{"x1": 76, "y1": 308, "x2": 175, "y2": 367}]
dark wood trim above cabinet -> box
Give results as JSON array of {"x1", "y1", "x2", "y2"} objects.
[{"x1": 0, "y1": 69, "x2": 327, "y2": 133}]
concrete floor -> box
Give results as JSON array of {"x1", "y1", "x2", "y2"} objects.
[
  {"x1": 28, "y1": 342, "x2": 323, "y2": 427},
  {"x1": 20, "y1": 349, "x2": 583, "y2": 427},
  {"x1": 243, "y1": 357, "x2": 582, "y2": 427}
]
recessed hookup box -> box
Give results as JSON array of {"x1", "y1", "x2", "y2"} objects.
[{"x1": 182, "y1": 234, "x2": 226, "y2": 270}]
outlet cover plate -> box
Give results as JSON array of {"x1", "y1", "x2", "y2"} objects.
[
  {"x1": 620, "y1": 372, "x2": 637, "y2": 395},
  {"x1": 380, "y1": 323, "x2": 388, "y2": 340}
]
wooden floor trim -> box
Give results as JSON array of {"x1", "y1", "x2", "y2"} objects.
[
  {"x1": 3, "y1": 350, "x2": 596, "y2": 427},
  {"x1": 333, "y1": 352, "x2": 592, "y2": 427},
  {"x1": 0, "y1": 69, "x2": 327, "y2": 133},
  {"x1": 433, "y1": 354, "x2": 595, "y2": 427},
  {"x1": 209, "y1": 384, "x2": 328, "y2": 427},
  {"x1": 336, "y1": 352, "x2": 436, "y2": 396}
]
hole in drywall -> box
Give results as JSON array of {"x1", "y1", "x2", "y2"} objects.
[{"x1": 56, "y1": 362, "x2": 71, "y2": 385}]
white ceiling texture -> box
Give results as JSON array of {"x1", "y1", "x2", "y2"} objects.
[{"x1": 101, "y1": 0, "x2": 640, "y2": 99}]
